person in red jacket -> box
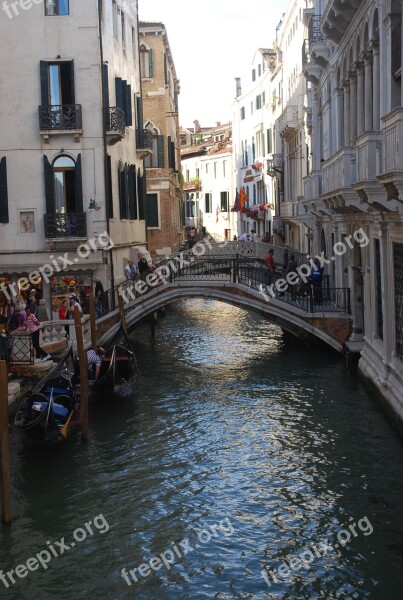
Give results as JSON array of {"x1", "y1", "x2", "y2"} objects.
[
  {"x1": 265, "y1": 249, "x2": 276, "y2": 285},
  {"x1": 25, "y1": 307, "x2": 51, "y2": 362}
]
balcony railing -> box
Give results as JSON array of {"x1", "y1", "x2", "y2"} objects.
[
  {"x1": 105, "y1": 107, "x2": 125, "y2": 137},
  {"x1": 136, "y1": 128, "x2": 153, "y2": 151},
  {"x1": 44, "y1": 212, "x2": 87, "y2": 239},
  {"x1": 278, "y1": 106, "x2": 299, "y2": 139},
  {"x1": 39, "y1": 105, "x2": 82, "y2": 131},
  {"x1": 308, "y1": 16, "x2": 324, "y2": 46},
  {"x1": 321, "y1": 147, "x2": 356, "y2": 195}
]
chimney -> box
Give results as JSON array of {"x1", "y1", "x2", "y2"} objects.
[
  {"x1": 193, "y1": 119, "x2": 201, "y2": 133},
  {"x1": 235, "y1": 77, "x2": 242, "y2": 98}
]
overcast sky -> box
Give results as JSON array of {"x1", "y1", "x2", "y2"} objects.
[{"x1": 138, "y1": 0, "x2": 290, "y2": 129}]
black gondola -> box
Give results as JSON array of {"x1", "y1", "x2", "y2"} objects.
[
  {"x1": 14, "y1": 348, "x2": 80, "y2": 444},
  {"x1": 88, "y1": 324, "x2": 138, "y2": 400}
]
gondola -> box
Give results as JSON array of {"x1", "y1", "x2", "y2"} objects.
[
  {"x1": 14, "y1": 348, "x2": 80, "y2": 444},
  {"x1": 88, "y1": 324, "x2": 138, "y2": 401}
]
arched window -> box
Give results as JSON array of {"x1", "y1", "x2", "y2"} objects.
[
  {"x1": 140, "y1": 44, "x2": 153, "y2": 78},
  {"x1": 144, "y1": 125, "x2": 160, "y2": 168},
  {"x1": 53, "y1": 156, "x2": 77, "y2": 214}
]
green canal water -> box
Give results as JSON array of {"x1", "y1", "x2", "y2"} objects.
[{"x1": 1, "y1": 299, "x2": 403, "y2": 599}]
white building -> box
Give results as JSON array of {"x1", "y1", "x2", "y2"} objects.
[
  {"x1": 0, "y1": 0, "x2": 148, "y2": 317},
  {"x1": 181, "y1": 123, "x2": 236, "y2": 241}
]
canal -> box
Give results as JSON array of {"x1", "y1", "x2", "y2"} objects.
[{"x1": 1, "y1": 299, "x2": 403, "y2": 599}]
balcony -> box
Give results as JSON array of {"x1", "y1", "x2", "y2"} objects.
[
  {"x1": 39, "y1": 105, "x2": 82, "y2": 142},
  {"x1": 105, "y1": 107, "x2": 125, "y2": 144},
  {"x1": 278, "y1": 106, "x2": 299, "y2": 139},
  {"x1": 44, "y1": 213, "x2": 87, "y2": 241},
  {"x1": 322, "y1": 0, "x2": 363, "y2": 44},
  {"x1": 267, "y1": 154, "x2": 283, "y2": 177},
  {"x1": 136, "y1": 128, "x2": 153, "y2": 158},
  {"x1": 377, "y1": 108, "x2": 403, "y2": 203},
  {"x1": 308, "y1": 15, "x2": 329, "y2": 69},
  {"x1": 320, "y1": 147, "x2": 363, "y2": 212},
  {"x1": 182, "y1": 177, "x2": 202, "y2": 191}
]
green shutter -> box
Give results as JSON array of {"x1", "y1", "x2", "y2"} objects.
[
  {"x1": 167, "y1": 136, "x2": 172, "y2": 168},
  {"x1": 157, "y1": 135, "x2": 164, "y2": 168},
  {"x1": 138, "y1": 171, "x2": 146, "y2": 220},
  {"x1": 43, "y1": 155, "x2": 54, "y2": 214},
  {"x1": 0, "y1": 157, "x2": 9, "y2": 224},
  {"x1": 105, "y1": 154, "x2": 113, "y2": 219},
  {"x1": 122, "y1": 79, "x2": 128, "y2": 123},
  {"x1": 40, "y1": 61, "x2": 48, "y2": 105},
  {"x1": 119, "y1": 166, "x2": 128, "y2": 219},
  {"x1": 170, "y1": 141, "x2": 176, "y2": 171},
  {"x1": 148, "y1": 49, "x2": 153, "y2": 77},
  {"x1": 267, "y1": 128, "x2": 272, "y2": 154},
  {"x1": 75, "y1": 154, "x2": 83, "y2": 213},
  {"x1": 126, "y1": 84, "x2": 132, "y2": 126},
  {"x1": 128, "y1": 164, "x2": 135, "y2": 219},
  {"x1": 115, "y1": 77, "x2": 123, "y2": 111},
  {"x1": 146, "y1": 193, "x2": 159, "y2": 227}
]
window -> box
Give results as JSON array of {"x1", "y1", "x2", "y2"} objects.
[
  {"x1": 115, "y1": 77, "x2": 132, "y2": 126},
  {"x1": 258, "y1": 64, "x2": 261, "y2": 77},
  {"x1": 205, "y1": 164, "x2": 209, "y2": 174},
  {"x1": 140, "y1": 45, "x2": 153, "y2": 78},
  {"x1": 267, "y1": 128, "x2": 272, "y2": 154},
  {"x1": 146, "y1": 193, "x2": 159, "y2": 227},
  {"x1": 121, "y1": 11, "x2": 126, "y2": 51},
  {"x1": 40, "y1": 60, "x2": 75, "y2": 106},
  {"x1": 45, "y1": 0, "x2": 69, "y2": 15},
  {"x1": 214, "y1": 162, "x2": 217, "y2": 178},
  {"x1": 0, "y1": 157, "x2": 9, "y2": 224},
  {"x1": 256, "y1": 95, "x2": 262, "y2": 110},
  {"x1": 252, "y1": 69, "x2": 256, "y2": 82},
  {"x1": 220, "y1": 191, "x2": 229, "y2": 212},
  {"x1": 205, "y1": 193, "x2": 212, "y2": 213},
  {"x1": 252, "y1": 136, "x2": 256, "y2": 162},
  {"x1": 144, "y1": 126, "x2": 164, "y2": 168},
  {"x1": 52, "y1": 156, "x2": 80, "y2": 214},
  {"x1": 223, "y1": 161, "x2": 226, "y2": 177},
  {"x1": 262, "y1": 91, "x2": 265, "y2": 104},
  {"x1": 251, "y1": 101, "x2": 253, "y2": 115},
  {"x1": 112, "y1": 1, "x2": 118, "y2": 38},
  {"x1": 240, "y1": 106, "x2": 245, "y2": 120}
]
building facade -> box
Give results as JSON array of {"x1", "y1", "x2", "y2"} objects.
[
  {"x1": 139, "y1": 22, "x2": 183, "y2": 258},
  {"x1": 0, "y1": 0, "x2": 148, "y2": 317},
  {"x1": 181, "y1": 123, "x2": 235, "y2": 240}
]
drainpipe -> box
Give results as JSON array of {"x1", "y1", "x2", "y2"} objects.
[{"x1": 98, "y1": 0, "x2": 115, "y2": 293}]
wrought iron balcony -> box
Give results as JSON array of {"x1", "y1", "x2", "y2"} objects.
[
  {"x1": 105, "y1": 107, "x2": 125, "y2": 143},
  {"x1": 39, "y1": 105, "x2": 82, "y2": 141},
  {"x1": 44, "y1": 212, "x2": 87, "y2": 240},
  {"x1": 308, "y1": 16, "x2": 324, "y2": 46},
  {"x1": 136, "y1": 128, "x2": 153, "y2": 157}
]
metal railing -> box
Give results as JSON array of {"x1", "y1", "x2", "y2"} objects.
[
  {"x1": 105, "y1": 106, "x2": 125, "y2": 136},
  {"x1": 136, "y1": 128, "x2": 153, "y2": 150},
  {"x1": 39, "y1": 104, "x2": 82, "y2": 130},
  {"x1": 44, "y1": 212, "x2": 87, "y2": 239},
  {"x1": 308, "y1": 16, "x2": 324, "y2": 45}
]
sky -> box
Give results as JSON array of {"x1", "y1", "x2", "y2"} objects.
[{"x1": 138, "y1": 0, "x2": 291, "y2": 129}]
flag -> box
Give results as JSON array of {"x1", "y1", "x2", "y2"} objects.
[
  {"x1": 239, "y1": 188, "x2": 248, "y2": 211},
  {"x1": 232, "y1": 189, "x2": 239, "y2": 212}
]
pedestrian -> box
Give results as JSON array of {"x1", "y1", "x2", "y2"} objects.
[
  {"x1": 265, "y1": 249, "x2": 276, "y2": 285},
  {"x1": 285, "y1": 254, "x2": 298, "y2": 299},
  {"x1": 95, "y1": 290, "x2": 104, "y2": 317},
  {"x1": 15, "y1": 294, "x2": 26, "y2": 318},
  {"x1": 94, "y1": 278, "x2": 104, "y2": 297},
  {"x1": 37, "y1": 298, "x2": 50, "y2": 322},
  {"x1": 27, "y1": 291, "x2": 38, "y2": 316},
  {"x1": 233, "y1": 235, "x2": 238, "y2": 241},
  {"x1": 124, "y1": 259, "x2": 137, "y2": 282},
  {"x1": 238, "y1": 232, "x2": 250, "y2": 241},
  {"x1": 59, "y1": 299, "x2": 69, "y2": 337},
  {"x1": 87, "y1": 345, "x2": 105, "y2": 380},
  {"x1": 250, "y1": 229, "x2": 257, "y2": 243},
  {"x1": 137, "y1": 253, "x2": 149, "y2": 282},
  {"x1": 2, "y1": 298, "x2": 14, "y2": 331},
  {"x1": 25, "y1": 307, "x2": 51, "y2": 362},
  {"x1": 67, "y1": 294, "x2": 82, "y2": 318},
  {"x1": 311, "y1": 258, "x2": 324, "y2": 304}
]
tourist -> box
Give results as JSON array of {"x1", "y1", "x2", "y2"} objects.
[
  {"x1": 25, "y1": 307, "x2": 51, "y2": 362},
  {"x1": 265, "y1": 249, "x2": 276, "y2": 285},
  {"x1": 37, "y1": 298, "x2": 50, "y2": 322},
  {"x1": 311, "y1": 258, "x2": 324, "y2": 304},
  {"x1": 59, "y1": 299, "x2": 69, "y2": 337},
  {"x1": 67, "y1": 294, "x2": 82, "y2": 318},
  {"x1": 15, "y1": 294, "x2": 26, "y2": 318},
  {"x1": 94, "y1": 278, "x2": 104, "y2": 297},
  {"x1": 250, "y1": 229, "x2": 257, "y2": 242},
  {"x1": 137, "y1": 253, "x2": 149, "y2": 281},
  {"x1": 2, "y1": 298, "x2": 14, "y2": 330},
  {"x1": 238, "y1": 232, "x2": 250, "y2": 241},
  {"x1": 124, "y1": 259, "x2": 137, "y2": 282},
  {"x1": 27, "y1": 291, "x2": 38, "y2": 316},
  {"x1": 87, "y1": 346, "x2": 105, "y2": 380}
]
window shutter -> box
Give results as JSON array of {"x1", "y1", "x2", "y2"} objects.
[
  {"x1": 174, "y1": 91, "x2": 179, "y2": 113},
  {"x1": 122, "y1": 79, "x2": 128, "y2": 122},
  {"x1": 115, "y1": 77, "x2": 123, "y2": 111},
  {"x1": 157, "y1": 135, "x2": 164, "y2": 168},
  {"x1": 167, "y1": 136, "x2": 172, "y2": 168},
  {"x1": 102, "y1": 63, "x2": 109, "y2": 109},
  {"x1": 40, "y1": 61, "x2": 48, "y2": 105},
  {"x1": 126, "y1": 84, "x2": 132, "y2": 125},
  {"x1": 136, "y1": 96, "x2": 143, "y2": 129},
  {"x1": 68, "y1": 60, "x2": 75, "y2": 104},
  {"x1": 43, "y1": 155, "x2": 54, "y2": 214},
  {"x1": 267, "y1": 128, "x2": 272, "y2": 154},
  {"x1": 128, "y1": 164, "x2": 135, "y2": 219},
  {"x1": 146, "y1": 193, "x2": 159, "y2": 227},
  {"x1": 105, "y1": 154, "x2": 113, "y2": 219},
  {"x1": 138, "y1": 171, "x2": 146, "y2": 220},
  {"x1": 119, "y1": 166, "x2": 128, "y2": 219},
  {"x1": 170, "y1": 141, "x2": 176, "y2": 171},
  {"x1": 0, "y1": 157, "x2": 9, "y2": 224},
  {"x1": 75, "y1": 153, "x2": 83, "y2": 213},
  {"x1": 164, "y1": 53, "x2": 168, "y2": 84},
  {"x1": 148, "y1": 49, "x2": 153, "y2": 77}
]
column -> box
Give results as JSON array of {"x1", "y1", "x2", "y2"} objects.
[
  {"x1": 364, "y1": 53, "x2": 373, "y2": 131},
  {"x1": 371, "y1": 41, "x2": 380, "y2": 130},
  {"x1": 343, "y1": 79, "x2": 351, "y2": 145},
  {"x1": 356, "y1": 62, "x2": 365, "y2": 135},
  {"x1": 349, "y1": 71, "x2": 357, "y2": 141}
]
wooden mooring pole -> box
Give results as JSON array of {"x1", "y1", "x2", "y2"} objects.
[
  {"x1": 0, "y1": 360, "x2": 12, "y2": 523},
  {"x1": 74, "y1": 306, "x2": 89, "y2": 442},
  {"x1": 88, "y1": 290, "x2": 97, "y2": 348}
]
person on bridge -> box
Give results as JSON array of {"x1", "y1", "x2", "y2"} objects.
[
  {"x1": 124, "y1": 259, "x2": 137, "y2": 282},
  {"x1": 137, "y1": 253, "x2": 150, "y2": 282},
  {"x1": 285, "y1": 254, "x2": 298, "y2": 300},
  {"x1": 238, "y1": 233, "x2": 250, "y2": 241},
  {"x1": 311, "y1": 258, "x2": 324, "y2": 305},
  {"x1": 250, "y1": 229, "x2": 257, "y2": 242},
  {"x1": 265, "y1": 249, "x2": 276, "y2": 285}
]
